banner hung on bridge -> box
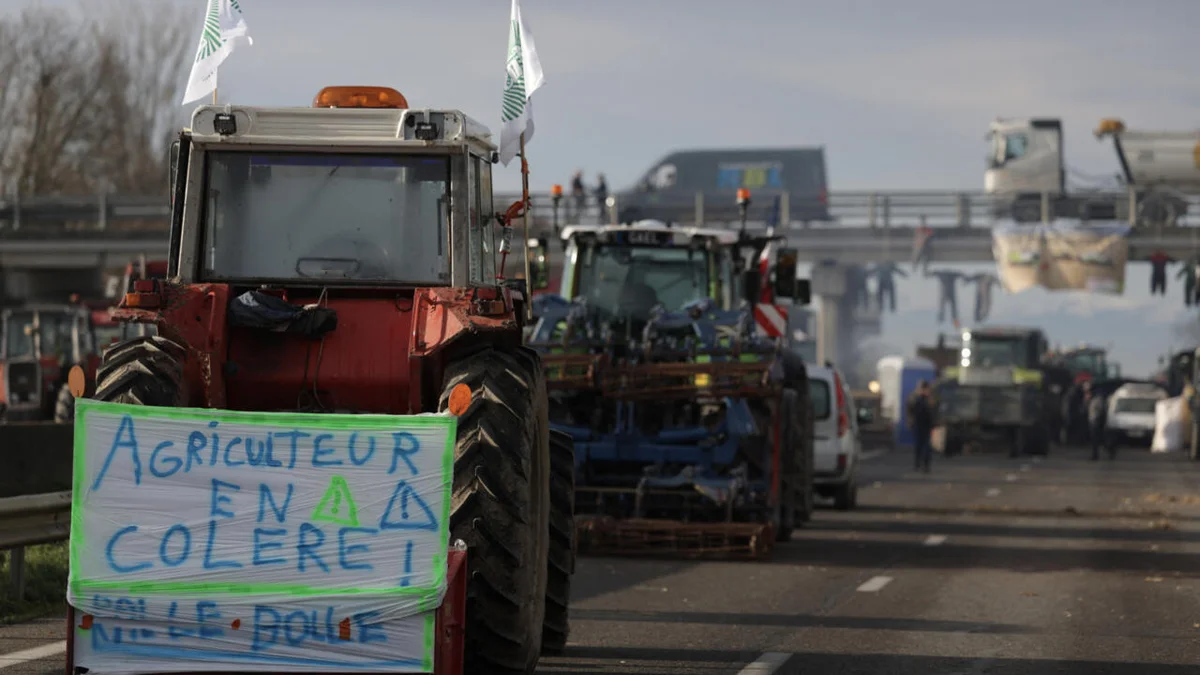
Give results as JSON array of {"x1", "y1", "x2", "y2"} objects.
[
  {"x1": 991, "y1": 222, "x2": 1131, "y2": 294},
  {"x1": 67, "y1": 399, "x2": 454, "y2": 674}
]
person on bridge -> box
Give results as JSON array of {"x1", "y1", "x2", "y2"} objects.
[
  {"x1": 964, "y1": 272, "x2": 1000, "y2": 323},
  {"x1": 907, "y1": 380, "x2": 935, "y2": 473},
  {"x1": 869, "y1": 262, "x2": 907, "y2": 312},
  {"x1": 594, "y1": 174, "x2": 609, "y2": 223},
  {"x1": 1149, "y1": 250, "x2": 1173, "y2": 296},
  {"x1": 925, "y1": 269, "x2": 964, "y2": 324}
]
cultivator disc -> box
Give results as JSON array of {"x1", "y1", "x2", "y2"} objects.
[{"x1": 574, "y1": 516, "x2": 774, "y2": 560}]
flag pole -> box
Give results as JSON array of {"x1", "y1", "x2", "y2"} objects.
[{"x1": 520, "y1": 132, "x2": 533, "y2": 321}]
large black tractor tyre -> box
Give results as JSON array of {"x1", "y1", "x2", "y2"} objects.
[
  {"x1": 773, "y1": 387, "x2": 808, "y2": 542},
  {"x1": 441, "y1": 346, "x2": 550, "y2": 675},
  {"x1": 92, "y1": 336, "x2": 186, "y2": 407},
  {"x1": 54, "y1": 382, "x2": 75, "y2": 423},
  {"x1": 542, "y1": 428, "x2": 576, "y2": 655}
]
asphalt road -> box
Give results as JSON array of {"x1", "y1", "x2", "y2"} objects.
[{"x1": 4, "y1": 445, "x2": 1200, "y2": 675}]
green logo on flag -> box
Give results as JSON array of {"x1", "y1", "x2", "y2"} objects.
[{"x1": 501, "y1": 19, "x2": 526, "y2": 123}]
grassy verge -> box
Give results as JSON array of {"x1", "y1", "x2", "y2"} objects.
[{"x1": 0, "y1": 542, "x2": 68, "y2": 625}]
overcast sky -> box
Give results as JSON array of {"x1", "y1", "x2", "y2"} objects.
[{"x1": 8, "y1": 0, "x2": 1200, "y2": 376}]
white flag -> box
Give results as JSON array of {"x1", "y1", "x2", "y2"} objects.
[
  {"x1": 181, "y1": 0, "x2": 253, "y2": 105},
  {"x1": 498, "y1": 0, "x2": 544, "y2": 166}
]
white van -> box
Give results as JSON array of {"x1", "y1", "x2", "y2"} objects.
[
  {"x1": 1106, "y1": 383, "x2": 1167, "y2": 448},
  {"x1": 807, "y1": 363, "x2": 863, "y2": 509}
]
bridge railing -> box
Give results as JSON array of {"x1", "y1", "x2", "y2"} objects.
[{"x1": 1, "y1": 189, "x2": 1196, "y2": 236}]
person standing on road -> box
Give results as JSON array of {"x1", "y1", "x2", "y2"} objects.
[
  {"x1": 1149, "y1": 250, "x2": 1172, "y2": 296},
  {"x1": 1177, "y1": 256, "x2": 1198, "y2": 307},
  {"x1": 1085, "y1": 383, "x2": 1110, "y2": 461},
  {"x1": 907, "y1": 381, "x2": 935, "y2": 473},
  {"x1": 594, "y1": 173, "x2": 609, "y2": 223}
]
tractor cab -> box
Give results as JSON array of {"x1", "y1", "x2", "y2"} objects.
[
  {"x1": 0, "y1": 304, "x2": 95, "y2": 420},
  {"x1": 116, "y1": 85, "x2": 513, "y2": 414}
]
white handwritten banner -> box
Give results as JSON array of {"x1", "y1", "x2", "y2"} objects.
[{"x1": 67, "y1": 399, "x2": 454, "y2": 673}]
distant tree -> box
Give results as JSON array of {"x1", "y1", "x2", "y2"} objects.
[{"x1": 0, "y1": 1, "x2": 190, "y2": 198}]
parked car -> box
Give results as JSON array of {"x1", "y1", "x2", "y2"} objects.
[
  {"x1": 808, "y1": 363, "x2": 863, "y2": 510},
  {"x1": 1106, "y1": 382, "x2": 1168, "y2": 449}
]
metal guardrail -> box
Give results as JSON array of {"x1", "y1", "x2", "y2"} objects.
[
  {"x1": 3, "y1": 189, "x2": 1197, "y2": 234},
  {"x1": 0, "y1": 491, "x2": 71, "y2": 598}
]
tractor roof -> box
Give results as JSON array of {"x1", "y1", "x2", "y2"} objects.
[
  {"x1": 561, "y1": 222, "x2": 741, "y2": 246},
  {"x1": 966, "y1": 325, "x2": 1042, "y2": 338},
  {"x1": 185, "y1": 104, "x2": 496, "y2": 153}
]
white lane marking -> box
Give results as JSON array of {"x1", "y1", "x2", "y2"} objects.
[
  {"x1": 736, "y1": 652, "x2": 793, "y2": 674},
  {"x1": 0, "y1": 641, "x2": 67, "y2": 670},
  {"x1": 856, "y1": 575, "x2": 893, "y2": 592},
  {"x1": 1020, "y1": 463, "x2": 1031, "y2": 472},
  {"x1": 1005, "y1": 473, "x2": 1018, "y2": 482},
  {"x1": 860, "y1": 448, "x2": 889, "y2": 461},
  {"x1": 985, "y1": 488, "x2": 1001, "y2": 497},
  {"x1": 924, "y1": 534, "x2": 948, "y2": 546}
]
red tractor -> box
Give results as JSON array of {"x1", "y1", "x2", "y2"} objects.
[
  {"x1": 68, "y1": 86, "x2": 572, "y2": 674},
  {"x1": 0, "y1": 303, "x2": 107, "y2": 423}
]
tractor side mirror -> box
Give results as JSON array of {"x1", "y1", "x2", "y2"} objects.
[
  {"x1": 527, "y1": 237, "x2": 550, "y2": 291},
  {"x1": 772, "y1": 247, "x2": 798, "y2": 299},
  {"x1": 741, "y1": 269, "x2": 761, "y2": 306},
  {"x1": 794, "y1": 278, "x2": 812, "y2": 306}
]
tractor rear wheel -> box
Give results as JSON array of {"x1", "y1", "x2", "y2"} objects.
[
  {"x1": 774, "y1": 388, "x2": 800, "y2": 542},
  {"x1": 442, "y1": 346, "x2": 550, "y2": 675},
  {"x1": 793, "y1": 388, "x2": 816, "y2": 525},
  {"x1": 54, "y1": 383, "x2": 75, "y2": 423},
  {"x1": 92, "y1": 336, "x2": 186, "y2": 407},
  {"x1": 542, "y1": 428, "x2": 576, "y2": 655}
]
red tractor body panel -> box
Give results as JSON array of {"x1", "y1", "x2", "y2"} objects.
[{"x1": 115, "y1": 283, "x2": 523, "y2": 415}]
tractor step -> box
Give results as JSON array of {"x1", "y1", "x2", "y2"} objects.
[{"x1": 574, "y1": 515, "x2": 774, "y2": 560}]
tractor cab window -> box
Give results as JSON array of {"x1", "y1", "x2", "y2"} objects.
[
  {"x1": 575, "y1": 244, "x2": 710, "y2": 318},
  {"x1": 1062, "y1": 351, "x2": 1107, "y2": 378},
  {"x1": 202, "y1": 152, "x2": 451, "y2": 284},
  {"x1": 38, "y1": 312, "x2": 78, "y2": 361},
  {"x1": 969, "y1": 337, "x2": 1025, "y2": 368},
  {"x1": 1003, "y1": 134, "x2": 1028, "y2": 161},
  {"x1": 4, "y1": 311, "x2": 34, "y2": 359}
]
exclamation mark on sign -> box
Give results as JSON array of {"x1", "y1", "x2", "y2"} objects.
[
  {"x1": 400, "y1": 540, "x2": 414, "y2": 587},
  {"x1": 331, "y1": 489, "x2": 342, "y2": 515}
]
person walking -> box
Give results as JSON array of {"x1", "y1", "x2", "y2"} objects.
[
  {"x1": 1177, "y1": 256, "x2": 1198, "y2": 307},
  {"x1": 907, "y1": 380, "x2": 936, "y2": 473},
  {"x1": 1085, "y1": 383, "x2": 1110, "y2": 461}
]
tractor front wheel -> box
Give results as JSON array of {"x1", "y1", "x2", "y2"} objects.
[
  {"x1": 442, "y1": 346, "x2": 550, "y2": 674},
  {"x1": 542, "y1": 428, "x2": 576, "y2": 655},
  {"x1": 53, "y1": 383, "x2": 75, "y2": 423},
  {"x1": 92, "y1": 336, "x2": 186, "y2": 407}
]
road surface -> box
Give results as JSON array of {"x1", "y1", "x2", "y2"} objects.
[{"x1": 4, "y1": 445, "x2": 1200, "y2": 674}]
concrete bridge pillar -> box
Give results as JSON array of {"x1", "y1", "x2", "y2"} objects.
[{"x1": 811, "y1": 263, "x2": 848, "y2": 368}]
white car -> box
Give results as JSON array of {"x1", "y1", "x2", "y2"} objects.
[
  {"x1": 1106, "y1": 383, "x2": 1167, "y2": 448},
  {"x1": 807, "y1": 363, "x2": 862, "y2": 509}
]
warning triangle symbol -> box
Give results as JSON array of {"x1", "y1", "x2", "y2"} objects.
[
  {"x1": 311, "y1": 475, "x2": 361, "y2": 527},
  {"x1": 378, "y1": 480, "x2": 439, "y2": 532}
]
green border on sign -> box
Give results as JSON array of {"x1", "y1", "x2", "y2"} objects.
[{"x1": 69, "y1": 398, "x2": 455, "y2": 605}]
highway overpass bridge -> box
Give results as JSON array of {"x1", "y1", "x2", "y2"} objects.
[{"x1": 4, "y1": 191, "x2": 1197, "y2": 368}]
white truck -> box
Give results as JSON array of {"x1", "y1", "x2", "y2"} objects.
[{"x1": 984, "y1": 117, "x2": 1191, "y2": 226}]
